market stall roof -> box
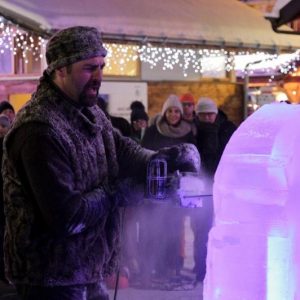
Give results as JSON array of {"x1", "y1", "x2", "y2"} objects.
[
  {"x1": 265, "y1": 0, "x2": 300, "y2": 34},
  {"x1": 1, "y1": 0, "x2": 300, "y2": 51}
]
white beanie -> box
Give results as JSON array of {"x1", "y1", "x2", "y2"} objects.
[
  {"x1": 161, "y1": 94, "x2": 183, "y2": 116},
  {"x1": 195, "y1": 97, "x2": 218, "y2": 114}
]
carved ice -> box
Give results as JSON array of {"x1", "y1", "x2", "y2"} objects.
[{"x1": 204, "y1": 103, "x2": 300, "y2": 300}]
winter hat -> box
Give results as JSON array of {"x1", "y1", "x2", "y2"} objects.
[
  {"x1": 130, "y1": 101, "x2": 145, "y2": 111},
  {"x1": 0, "y1": 114, "x2": 10, "y2": 128},
  {"x1": 130, "y1": 109, "x2": 149, "y2": 123},
  {"x1": 180, "y1": 93, "x2": 195, "y2": 104},
  {"x1": 46, "y1": 26, "x2": 107, "y2": 74},
  {"x1": 161, "y1": 94, "x2": 183, "y2": 116},
  {"x1": 195, "y1": 97, "x2": 218, "y2": 114},
  {"x1": 0, "y1": 101, "x2": 15, "y2": 114}
]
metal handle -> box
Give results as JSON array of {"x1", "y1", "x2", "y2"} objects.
[{"x1": 147, "y1": 158, "x2": 167, "y2": 199}]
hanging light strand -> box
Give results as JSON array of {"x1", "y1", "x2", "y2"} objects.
[
  {"x1": 1, "y1": 16, "x2": 300, "y2": 77},
  {"x1": 0, "y1": 20, "x2": 46, "y2": 64}
]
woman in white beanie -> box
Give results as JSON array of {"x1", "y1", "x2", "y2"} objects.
[
  {"x1": 142, "y1": 94, "x2": 196, "y2": 149},
  {"x1": 139, "y1": 94, "x2": 197, "y2": 286}
]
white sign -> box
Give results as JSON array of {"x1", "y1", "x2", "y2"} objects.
[
  {"x1": 100, "y1": 81, "x2": 148, "y2": 122},
  {"x1": 257, "y1": 93, "x2": 275, "y2": 106}
]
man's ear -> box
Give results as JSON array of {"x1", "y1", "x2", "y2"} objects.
[{"x1": 56, "y1": 67, "x2": 67, "y2": 78}]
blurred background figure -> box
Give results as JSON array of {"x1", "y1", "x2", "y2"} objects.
[
  {"x1": 191, "y1": 97, "x2": 236, "y2": 282},
  {"x1": 130, "y1": 101, "x2": 149, "y2": 143},
  {"x1": 119, "y1": 101, "x2": 149, "y2": 286},
  {"x1": 179, "y1": 93, "x2": 196, "y2": 123},
  {"x1": 139, "y1": 94, "x2": 196, "y2": 286},
  {"x1": 195, "y1": 97, "x2": 236, "y2": 175},
  {"x1": 0, "y1": 114, "x2": 11, "y2": 138},
  {"x1": 130, "y1": 100, "x2": 145, "y2": 112},
  {"x1": 0, "y1": 113, "x2": 12, "y2": 284},
  {"x1": 97, "y1": 96, "x2": 131, "y2": 137},
  {"x1": 0, "y1": 101, "x2": 15, "y2": 124},
  {"x1": 179, "y1": 93, "x2": 197, "y2": 138}
]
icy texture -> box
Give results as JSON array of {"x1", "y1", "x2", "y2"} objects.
[
  {"x1": 204, "y1": 103, "x2": 300, "y2": 300},
  {"x1": 178, "y1": 173, "x2": 212, "y2": 208}
]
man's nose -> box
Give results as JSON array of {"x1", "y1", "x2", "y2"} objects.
[{"x1": 92, "y1": 67, "x2": 102, "y2": 80}]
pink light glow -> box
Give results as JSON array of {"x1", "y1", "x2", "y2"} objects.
[{"x1": 204, "y1": 103, "x2": 300, "y2": 300}]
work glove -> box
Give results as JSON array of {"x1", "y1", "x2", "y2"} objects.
[{"x1": 152, "y1": 143, "x2": 201, "y2": 175}]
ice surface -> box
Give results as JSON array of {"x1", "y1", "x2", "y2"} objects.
[
  {"x1": 204, "y1": 103, "x2": 300, "y2": 300},
  {"x1": 178, "y1": 173, "x2": 211, "y2": 208}
]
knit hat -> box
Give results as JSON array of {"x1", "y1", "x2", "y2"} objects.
[
  {"x1": 130, "y1": 109, "x2": 149, "y2": 123},
  {"x1": 0, "y1": 101, "x2": 15, "y2": 114},
  {"x1": 161, "y1": 94, "x2": 183, "y2": 116},
  {"x1": 180, "y1": 93, "x2": 195, "y2": 104},
  {"x1": 0, "y1": 114, "x2": 10, "y2": 128},
  {"x1": 46, "y1": 26, "x2": 107, "y2": 74},
  {"x1": 130, "y1": 101, "x2": 145, "y2": 111},
  {"x1": 195, "y1": 97, "x2": 218, "y2": 114}
]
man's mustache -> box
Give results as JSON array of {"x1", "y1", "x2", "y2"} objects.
[{"x1": 85, "y1": 81, "x2": 101, "y2": 90}]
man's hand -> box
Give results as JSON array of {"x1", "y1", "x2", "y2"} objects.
[{"x1": 152, "y1": 143, "x2": 201, "y2": 175}]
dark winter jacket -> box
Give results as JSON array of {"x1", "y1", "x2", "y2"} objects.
[
  {"x1": 0, "y1": 137, "x2": 4, "y2": 230},
  {"x1": 142, "y1": 117, "x2": 196, "y2": 151},
  {"x1": 0, "y1": 137, "x2": 5, "y2": 281},
  {"x1": 2, "y1": 74, "x2": 153, "y2": 286},
  {"x1": 196, "y1": 110, "x2": 236, "y2": 175},
  {"x1": 97, "y1": 97, "x2": 131, "y2": 137},
  {"x1": 110, "y1": 116, "x2": 131, "y2": 137}
]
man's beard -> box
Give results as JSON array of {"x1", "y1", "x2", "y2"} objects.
[{"x1": 78, "y1": 81, "x2": 100, "y2": 107}]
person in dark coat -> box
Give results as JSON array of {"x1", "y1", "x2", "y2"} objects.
[
  {"x1": 119, "y1": 102, "x2": 149, "y2": 282},
  {"x1": 130, "y1": 104, "x2": 149, "y2": 144},
  {"x1": 192, "y1": 97, "x2": 237, "y2": 282},
  {"x1": 179, "y1": 93, "x2": 196, "y2": 121},
  {"x1": 139, "y1": 94, "x2": 198, "y2": 285},
  {"x1": 97, "y1": 96, "x2": 131, "y2": 137},
  {"x1": 0, "y1": 101, "x2": 15, "y2": 124},
  {"x1": 0, "y1": 114, "x2": 12, "y2": 284},
  {"x1": 195, "y1": 98, "x2": 237, "y2": 175}
]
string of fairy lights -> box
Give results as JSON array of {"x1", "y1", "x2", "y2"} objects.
[
  {"x1": 1, "y1": 19, "x2": 300, "y2": 78},
  {"x1": 0, "y1": 20, "x2": 46, "y2": 63},
  {"x1": 104, "y1": 44, "x2": 300, "y2": 78}
]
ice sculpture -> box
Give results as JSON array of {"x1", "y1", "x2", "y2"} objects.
[{"x1": 204, "y1": 103, "x2": 300, "y2": 300}]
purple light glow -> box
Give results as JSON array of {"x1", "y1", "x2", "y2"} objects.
[{"x1": 204, "y1": 103, "x2": 300, "y2": 300}]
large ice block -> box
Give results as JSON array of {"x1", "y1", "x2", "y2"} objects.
[{"x1": 204, "y1": 103, "x2": 300, "y2": 300}]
